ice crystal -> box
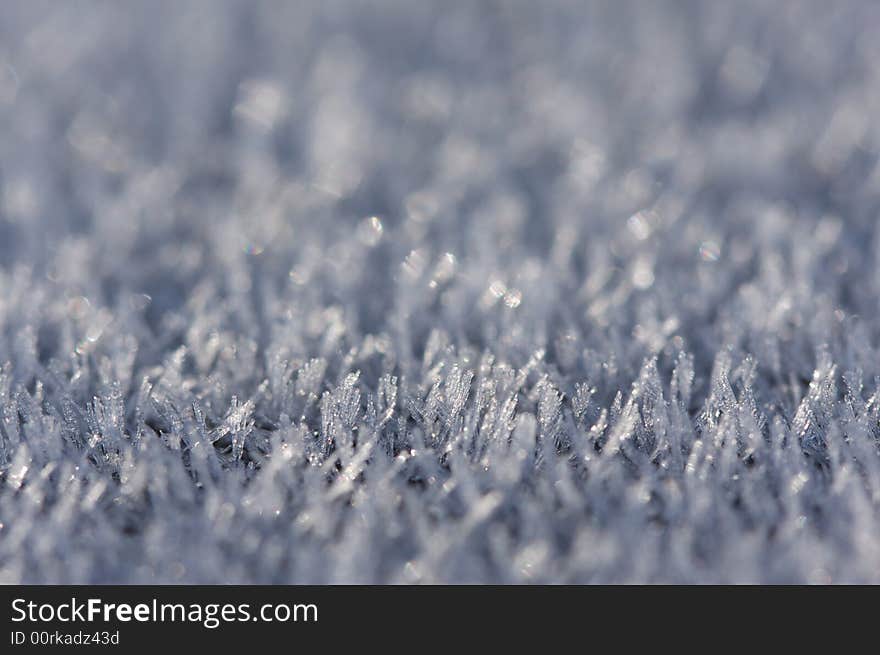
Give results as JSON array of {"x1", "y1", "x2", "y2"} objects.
[{"x1": 1, "y1": 1, "x2": 880, "y2": 583}]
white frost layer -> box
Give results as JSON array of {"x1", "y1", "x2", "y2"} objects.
[{"x1": 1, "y1": 1, "x2": 880, "y2": 583}]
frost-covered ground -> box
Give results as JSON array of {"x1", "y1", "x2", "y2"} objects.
[{"x1": 2, "y1": 1, "x2": 880, "y2": 583}]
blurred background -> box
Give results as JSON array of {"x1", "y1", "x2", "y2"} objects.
[
  {"x1": 2, "y1": 0, "x2": 879, "y2": 394},
  {"x1": 0, "y1": 1, "x2": 874, "y2": 341}
]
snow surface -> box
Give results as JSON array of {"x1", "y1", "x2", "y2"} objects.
[{"x1": 2, "y1": 1, "x2": 880, "y2": 583}]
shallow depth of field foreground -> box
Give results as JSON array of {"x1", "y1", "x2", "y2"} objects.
[{"x1": 2, "y1": 1, "x2": 880, "y2": 583}]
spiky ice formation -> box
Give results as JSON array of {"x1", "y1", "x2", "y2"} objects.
[{"x1": 1, "y1": 1, "x2": 880, "y2": 583}]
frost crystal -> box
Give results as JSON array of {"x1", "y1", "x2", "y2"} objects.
[{"x1": 1, "y1": 1, "x2": 879, "y2": 583}]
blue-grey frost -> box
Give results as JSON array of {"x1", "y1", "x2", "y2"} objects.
[{"x1": 1, "y1": 1, "x2": 880, "y2": 583}]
